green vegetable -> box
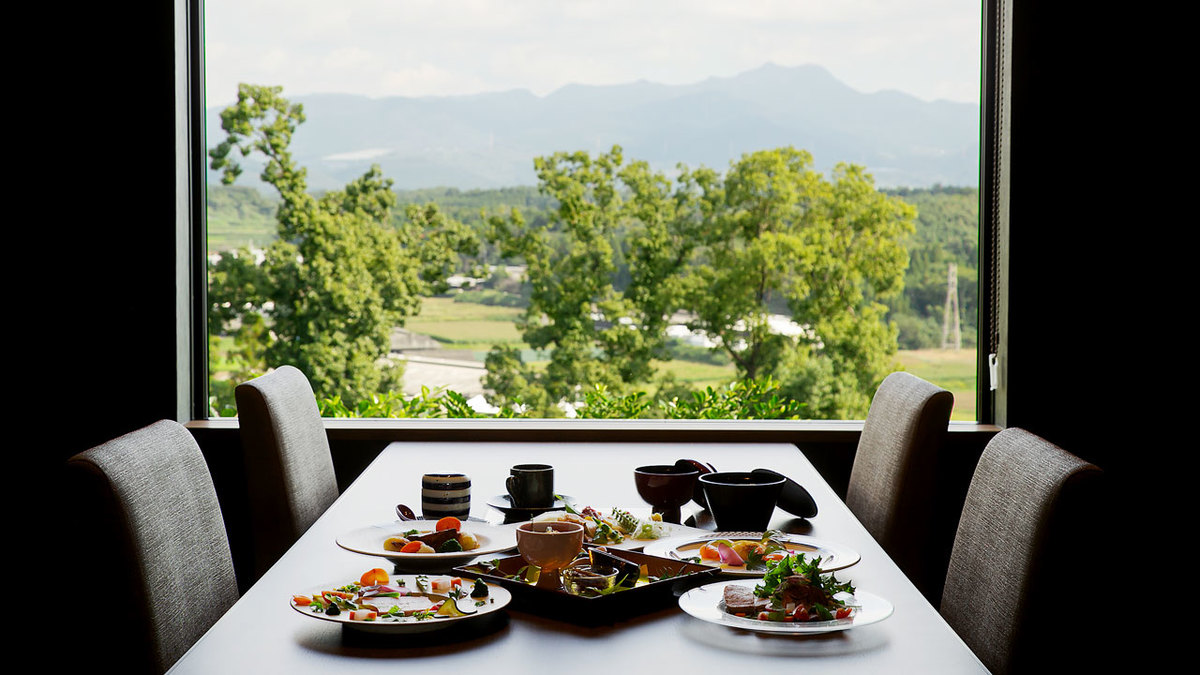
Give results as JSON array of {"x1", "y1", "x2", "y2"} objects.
[
  {"x1": 591, "y1": 520, "x2": 624, "y2": 545},
  {"x1": 611, "y1": 508, "x2": 641, "y2": 534},
  {"x1": 752, "y1": 553, "x2": 855, "y2": 618},
  {"x1": 438, "y1": 538, "x2": 464, "y2": 553}
]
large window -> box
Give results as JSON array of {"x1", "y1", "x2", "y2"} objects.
[{"x1": 202, "y1": 1, "x2": 983, "y2": 421}]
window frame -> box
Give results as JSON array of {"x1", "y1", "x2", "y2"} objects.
[{"x1": 184, "y1": 0, "x2": 1002, "y2": 434}]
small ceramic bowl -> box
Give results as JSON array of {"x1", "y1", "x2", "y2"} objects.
[
  {"x1": 698, "y1": 471, "x2": 785, "y2": 531},
  {"x1": 515, "y1": 521, "x2": 584, "y2": 588},
  {"x1": 561, "y1": 564, "x2": 620, "y2": 596}
]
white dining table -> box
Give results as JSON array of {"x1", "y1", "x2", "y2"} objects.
[{"x1": 169, "y1": 442, "x2": 987, "y2": 673}]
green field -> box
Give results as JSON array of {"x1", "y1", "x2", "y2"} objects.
[
  {"x1": 405, "y1": 297, "x2": 526, "y2": 348},
  {"x1": 896, "y1": 348, "x2": 978, "y2": 421},
  {"x1": 404, "y1": 297, "x2": 979, "y2": 419}
]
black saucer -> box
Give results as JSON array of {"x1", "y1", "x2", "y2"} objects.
[
  {"x1": 751, "y1": 468, "x2": 817, "y2": 518},
  {"x1": 485, "y1": 494, "x2": 572, "y2": 518}
]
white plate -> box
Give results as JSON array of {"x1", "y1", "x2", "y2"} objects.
[
  {"x1": 337, "y1": 520, "x2": 518, "y2": 572},
  {"x1": 678, "y1": 579, "x2": 893, "y2": 634},
  {"x1": 643, "y1": 532, "x2": 860, "y2": 575},
  {"x1": 291, "y1": 574, "x2": 512, "y2": 634}
]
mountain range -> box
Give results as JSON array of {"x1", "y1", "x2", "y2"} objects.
[{"x1": 206, "y1": 63, "x2": 979, "y2": 191}]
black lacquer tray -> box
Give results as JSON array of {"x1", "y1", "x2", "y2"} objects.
[{"x1": 453, "y1": 546, "x2": 721, "y2": 626}]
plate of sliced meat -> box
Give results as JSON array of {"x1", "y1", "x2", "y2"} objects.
[{"x1": 678, "y1": 579, "x2": 893, "y2": 634}]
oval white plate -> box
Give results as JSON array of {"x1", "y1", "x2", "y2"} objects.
[
  {"x1": 643, "y1": 532, "x2": 860, "y2": 575},
  {"x1": 291, "y1": 575, "x2": 511, "y2": 634},
  {"x1": 337, "y1": 520, "x2": 518, "y2": 572},
  {"x1": 678, "y1": 578, "x2": 892, "y2": 634}
]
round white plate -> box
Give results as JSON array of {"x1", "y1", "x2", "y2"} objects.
[
  {"x1": 678, "y1": 578, "x2": 892, "y2": 634},
  {"x1": 337, "y1": 520, "x2": 518, "y2": 572},
  {"x1": 291, "y1": 574, "x2": 511, "y2": 634},
  {"x1": 643, "y1": 532, "x2": 860, "y2": 575}
]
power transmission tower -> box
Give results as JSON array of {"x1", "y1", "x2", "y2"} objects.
[{"x1": 942, "y1": 262, "x2": 962, "y2": 350}]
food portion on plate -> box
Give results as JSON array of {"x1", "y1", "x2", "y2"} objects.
[
  {"x1": 337, "y1": 520, "x2": 518, "y2": 573},
  {"x1": 693, "y1": 531, "x2": 795, "y2": 570},
  {"x1": 382, "y1": 516, "x2": 480, "y2": 554},
  {"x1": 646, "y1": 531, "x2": 861, "y2": 574},
  {"x1": 723, "y1": 552, "x2": 855, "y2": 623},
  {"x1": 291, "y1": 567, "x2": 503, "y2": 626},
  {"x1": 535, "y1": 502, "x2": 670, "y2": 546}
]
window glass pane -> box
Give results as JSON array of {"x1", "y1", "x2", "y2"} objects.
[{"x1": 205, "y1": 0, "x2": 981, "y2": 420}]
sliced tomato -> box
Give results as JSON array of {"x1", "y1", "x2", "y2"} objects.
[
  {"x1": 835, "y1": 606, "x2": 853, "y2": 620},
  {"x1": 292, "y1": 595, "x2": 312, "y2": 606},
  {"x1": 435, "y1": 516, "x2": 462, "y2": 532},
  {"x1": 360, "y1": 567, "x2": 390, "y2": 586}
]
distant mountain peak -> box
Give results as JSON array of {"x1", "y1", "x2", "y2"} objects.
[{"x1": 207, "y1": 64, "x2": 979, "y2": 191}]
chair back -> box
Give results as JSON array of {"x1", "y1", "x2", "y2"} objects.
[
  {"x1": 235, "y1": 365, "x2": 339, "y2": 577},
  {"x1": 846, "y1": 371, "x2": 953, "y2": 597},
  {"x1": 65, "y1": 420, "x2": 239, "y2": 674},
  {"x1": 940, "y1": 427, "x2": 1101, "y2": 673}
]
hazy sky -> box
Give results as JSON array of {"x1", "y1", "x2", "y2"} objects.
[{"x1": 205, "y1": 0, "x2": 982, "y2": 107}]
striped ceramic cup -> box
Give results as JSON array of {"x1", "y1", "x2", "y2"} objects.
[{"x1": 421, "y1": 473, "x2": 472, "y2": 520}]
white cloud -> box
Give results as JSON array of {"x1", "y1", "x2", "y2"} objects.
[{"x1": 205, "y1": 0, "x2": 981, "y2": 105}]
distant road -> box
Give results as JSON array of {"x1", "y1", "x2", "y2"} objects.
[{"x1": 399, "y1": 354, "x2": 487, "y2": 397}]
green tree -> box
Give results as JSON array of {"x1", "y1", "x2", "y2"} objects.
[
  {"x1": 207, "y1": 84, "x2": 477, "y2": 402},
  {"x1": 484, "y1": 146, "x2": 699, "y2": 413},
  {"x1": 684, "y1": 148, "x2": 915, "y2": 417}
]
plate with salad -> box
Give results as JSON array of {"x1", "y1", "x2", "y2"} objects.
[
  {"x1": 337, "y1": 518, "x2": 518, "y2": 572},
  {"x1": 677, "y1": 553, "x2": 892, "y2": 634},
  {"x1": 291, "y1": 567, "x2": 512, "y2": 634},
  {"x1": 533, "y1": 503, "x2": 710, "y2": 550},
  {"x1": 643, "y1": 531, "x2": 860, "y2": 575}
]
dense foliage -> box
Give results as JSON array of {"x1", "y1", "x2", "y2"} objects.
[
  {"x1": 482, "y1": 146, "x2": 914, "y2": 418},
  {"x1": 317, "y1": 378, "x2": 805, "y2": 420},
  {"x1": 207, "y1": 84, "x2": 478, "y2": 405}
]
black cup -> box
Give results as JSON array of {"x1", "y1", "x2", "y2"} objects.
[
  {"x1": 699, "y1": 471, "x2": 785, "y2": 530},
  {"x1": 506, "y1": 463, "x2": 554, "y2": 508}
]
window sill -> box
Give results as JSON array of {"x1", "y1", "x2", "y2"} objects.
[{"x1": 186, "y1": 417, "x2": 999, "y2": 444}]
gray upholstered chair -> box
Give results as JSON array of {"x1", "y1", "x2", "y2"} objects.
[
  {"x1": 940, "y1": 427, "x2": 1102, "y2": 674},
  {"x1": 845, "y1": 371, "x2": 953, "y2": 600},
  {"x1": 235, "y1": 365, "x2": 339, "y2": 577},
  {"x1": 65, "y1": 420, "x2": 239, "y2": 674}
]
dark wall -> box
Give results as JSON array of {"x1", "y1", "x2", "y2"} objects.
[
  {"x1": 31, "y1": 4, "x2": 181, "y2": 469},
  {"x1": 1003, "y1": 2, "x2": 1147, "y2": 489}
]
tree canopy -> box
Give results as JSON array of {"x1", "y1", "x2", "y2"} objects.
[
  {"x1": 207, "y1": 84, "x2": 477, "y2": 403},
  {"x1": 484, "y1": 145, "x2": 914, "y2": 418}
]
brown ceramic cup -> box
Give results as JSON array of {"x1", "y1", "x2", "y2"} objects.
[{"x1": 515, "y1": 520, "x2": 584, "y2": 588}]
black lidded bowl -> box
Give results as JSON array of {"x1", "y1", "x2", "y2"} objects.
[{"x1": 698, "y1": 471, "x2": 785, "y2": 531}]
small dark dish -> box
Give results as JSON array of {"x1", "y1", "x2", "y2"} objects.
[
  {"x1": 698, "y1": 471, "x2": 785, "y2": 530},
  {"x1": 634, "y1": 464, "x2": 700, "y2": 523},
  {"x1": 750, "y1": 468, "x2": 817, "y2": 518}
]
